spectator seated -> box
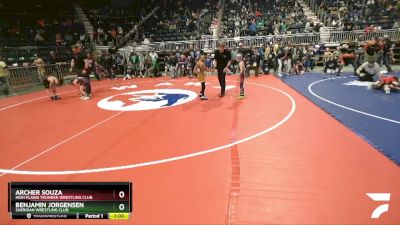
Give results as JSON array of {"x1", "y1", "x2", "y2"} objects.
[
  {"x1": 0, "y1": 0, "x2": 84, "y2": 47},
  {"x1": 138, "y1": 0, "x2": 220, "y2": 42},
  {"x1": 221, "y1": 0, "x2": 308, "y2": 38},
  {"x1": 313, "y1": 0, "x2": 400, "y2": 30}
]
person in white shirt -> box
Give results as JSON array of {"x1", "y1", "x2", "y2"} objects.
[
  {"x1": 149, "y1": 51, "x2": 158, "y2": 61},
  {"x1": 356, "y1": 59, "x2": 382, "y2": 82}
]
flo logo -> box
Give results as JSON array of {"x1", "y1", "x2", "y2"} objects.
[
  {"x1": 97, "y1": 89, "x2": 197, "y2": 111},
  {"x1": 366, "y1": 193, "x2": 391, "y2": 219}
]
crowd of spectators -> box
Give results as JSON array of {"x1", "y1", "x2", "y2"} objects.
[
  {"x1": 83, "y1": 0, "x2": 156, "y2": 46},
  {"x1": 84, "y1": 0, "x2": 221, "y2": 45},
  {"x1": 221, "y1": 0, "x2": 316, "y2": 38},
  {"x1": 2, "y1": 0, "x2": 400, "y2": 49},
  {"x1": 154, "y1": 33, "x2": 395, "y2": 78},
  {"x1": 134, "y1": 0, "x2": 221, "y2": 43},
  {"x1": 314, "y1": 0, "x2": 400, "y2": 30},
  {"x1": 0, "y1": 0, "x2": 85, "y2": 47}
]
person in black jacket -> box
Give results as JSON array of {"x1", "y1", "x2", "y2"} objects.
[
  {"x1": 214, "y1": 43, "x2": 231, "y2": 97},
  {"x1": 87, "y1": 52, "x2": 100, "y2": 81},
  {"x1": 382, "y1": 35, "x2": 394, "y2": 72},
  {"x1": 102, "y1": 52, "x2": 115, "y2": 80},
  {"x1": 49, "y1": 51, "x2": 59, "y2": 64},
  {"x1": 246, "y1": 47, "x2": 260, "y2": 77}
]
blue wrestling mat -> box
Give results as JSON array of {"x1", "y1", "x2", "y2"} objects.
[{"x1": 282, "y1": 72, "x2": 400, "y2": 165}]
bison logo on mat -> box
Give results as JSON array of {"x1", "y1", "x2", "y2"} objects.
[{"x1": 97, "y1": 89, "x2": 197, "y2": 111}]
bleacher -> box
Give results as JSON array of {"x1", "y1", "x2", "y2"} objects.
[
  {"x1": 139, "y1": 0, "x2": 219, "y2": 42},
  {"x1": 222, "y1": 0, "x2": 308, "y2": 37},
  {"x1": 0, "y1": 0, "x2": 84, "y2": 47},
  {"x1": 255, "y1": 0, "x2": 308, "y2": 34},
  {"x1": 313, "y1": 0, "x2": 400, "y2": 29},
  {"x1": 1, "y1": 0, "x2": 400, "y2": 66},
  {"x1": 81, "y1": 0, "x2": 148, "y2": 45}
]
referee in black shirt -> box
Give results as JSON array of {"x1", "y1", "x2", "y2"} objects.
[
  {"x1": 214, "y1": 43, "x2": 231, "y2": 97},
  {"x1": 70, "y1": 44, "x2": 91, "y2": 100}
]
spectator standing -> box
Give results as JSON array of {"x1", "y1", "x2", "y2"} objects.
[
  {"x1": 33, "y1": 54, "x2": 46, "y2": 83},
  {"x1": 258, "y1": 45, "x2": 265, "y2": 73},
  {"x1": 129, "y1": 52, "x2": 140, "y2": 78},
  {"x1": 265, "y1": 44, "x2": 277, "y2": 74},
  {"x1": 382, "y1": 35, "x2": 394, "y2": 72},
  {"x1": 115, "y1": 54, "x2": 125, "y2": 76},
  {"x1": 138, "y1": 52, "x2": 145, "y2": 77},
  {"x1": 176, "y1": 54, "x2": 187, "y2": 77},
  {"x1": 49, "y1": 51, "x2": 59, "y2": 64},
  {"x1": 281, "y1": 47, "x2": 293, "y2": 75},
  {"x1": 168, "y1": 53, "x2": 178, "y2": 78},
  {"x1": 150, "y1": 53, "x2": 159, "y2": 77},
  {"x1": 87, "y1": 52, "x2": 100, "y2": 81},
  {"x1": 247, "y1": 47, "x2": 260, "y2": 77},
  {"x1": 249, "y1": 19, "x2": 257, "y2": 36},
  {"x1": 304, "y1": 49, "x2": 315, "y2": 72},
  {"x1": 49, "y1": 51, "x2": 63, "y2": 81},
  {"x1": 0, "y1": 56, "x2": 10, "y2": 96},
  {"x1": 144, "y1": 53, "x2": 152, "y2": 77}
]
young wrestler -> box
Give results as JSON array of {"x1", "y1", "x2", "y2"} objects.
[
  {"x1": 71, "y1": 77, "x2": 89, "y2": 100},
  {"x1": 42, "y1": 76, "x2": 62, "y2": 100},
  {"x1": 194, "y1": 55, "x2": 208, "y2": 100},
  {"x1": 364, "y1": 37, "x2": 383, "y2": 62},
  {"x1": 368, "y1": 75, "x2": 400, "y2": 94},
  {"x1": 70, "y1": 45, "x2": 91, "y2": 100},
  {"x1": 237, "y1": 54, "x2": 246, "y2": 97},
  {"x1": 336, "y1": 47, "x2": 357, "y2": 76}
]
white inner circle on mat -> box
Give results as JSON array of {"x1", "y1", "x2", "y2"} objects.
[
  {"x1": 97, "y1": 89, "x2": 197, "y2": 111},
  {"x1": 0, "y1": 82, "x2": 296, "y2": 175}
]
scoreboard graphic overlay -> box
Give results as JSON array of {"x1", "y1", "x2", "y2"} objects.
[{"x1": 8, "y1": 182, "x2": 132, "y2": 220}]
